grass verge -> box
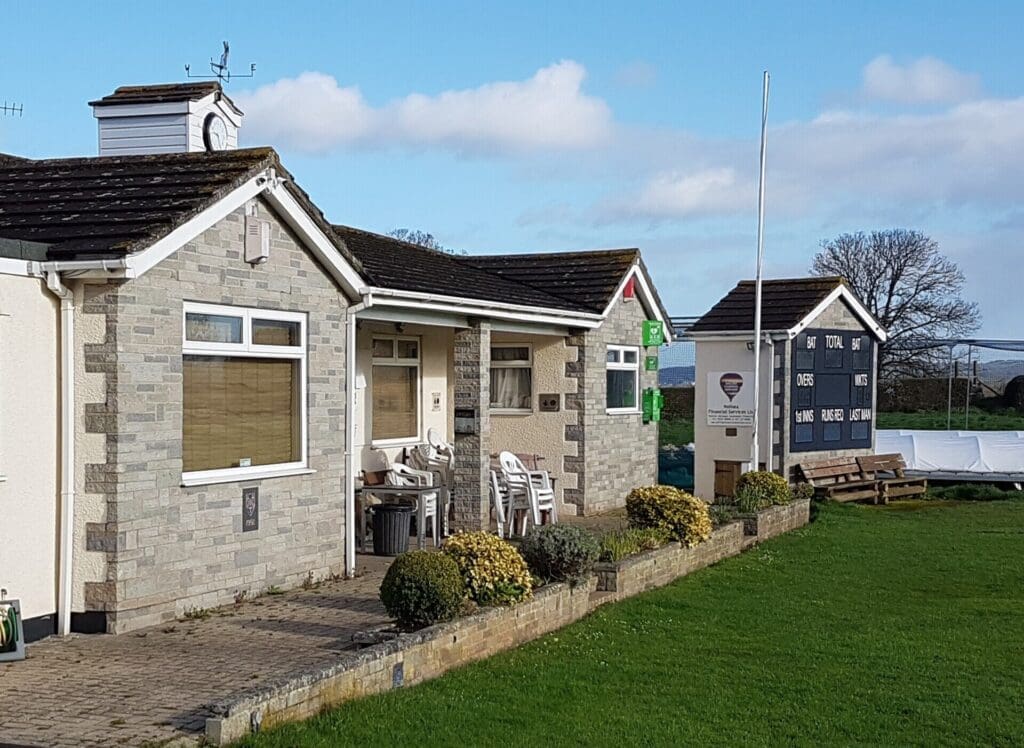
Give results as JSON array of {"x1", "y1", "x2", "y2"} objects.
[{"x1": 242, "y1": 500, "x2": 1024, "y2": 747}]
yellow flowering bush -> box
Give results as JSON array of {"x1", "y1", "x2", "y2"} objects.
[
  {"x1": 626, "y1": 485, "x2": 713, "y2": 548},
  {"x1": 442, "y1": 531, "x2": 533, "y2": 606},
  {"x1": 735, "y1": 470, "x2": 791, "y2": 512}
]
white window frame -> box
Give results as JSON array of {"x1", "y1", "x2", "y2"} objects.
[
  {"x1": 490, "y1": 343, "x2": 534, "y2": 414},
  {"x1": 605, "y1": 344, "x2": 641, "y2": 414},
  {"x1": 370, "y1": 334, "x2": 422, "y2": 446},
  {"x1": 181, "y1": 301, "x2": 310, "y2": 486}
]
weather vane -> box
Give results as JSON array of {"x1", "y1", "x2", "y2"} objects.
[
  {"x1": 1, "y1": 101, "x2": 23, "y2": 117},
  {"x1": 185, "y1": 41, "x2": 255, "y2": 83}
]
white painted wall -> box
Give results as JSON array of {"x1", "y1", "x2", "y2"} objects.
[
  {"x1": 693, "y1": 338, "x2": 775, "y2": 501},
  {"x1": 0, "y1": 273, "x2": 60, "y2": 620}
]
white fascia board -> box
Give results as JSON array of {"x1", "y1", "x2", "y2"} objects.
[
  {"x1": 262, "y1": 184, "x2": 366, "y2": 300},
  {"x1": 787, "y1": 286, "x2": 888, "y2": 342},
  {"x1": 368, "y1": 289, "x2": 601, "y2": 329},
  {"x1": 357, "y1": 305, "x2": 471, "y2": 329},
  {"x1": 0, "y1": 257, "x2": 32, "y2": 277},
  {"x1": 601, "y1": 263, "x2": 674, "y2": 342},
  {"x1": 119, "y1": 175, "x2": 266, "y2": 279},
  {"x1": 92, "y1": 101, "x2": 189, "y2": 118}
]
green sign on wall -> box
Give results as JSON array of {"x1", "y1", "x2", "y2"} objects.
[
  {"x1": 642, "y1": 320, "x2": 664, "y2": 347},
  {"x1": 645, "y1": 355, "x2": 659, "y2": 371}
]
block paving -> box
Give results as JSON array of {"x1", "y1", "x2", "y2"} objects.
[{"x1": 0, "y1": 556, "x2": 393, "y2": 747}]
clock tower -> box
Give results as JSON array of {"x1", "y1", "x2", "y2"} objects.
[{"x1": 90, "y1": 82, "x2": 243, "y2": 156}]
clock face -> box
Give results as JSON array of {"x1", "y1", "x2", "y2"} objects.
[{"x1": 203, "y1": 113, "x2": 229, "y2": 151}]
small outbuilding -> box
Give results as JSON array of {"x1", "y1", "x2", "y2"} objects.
[{"x1": 686, "y1": 277, "x2": 887, "y2": 500}]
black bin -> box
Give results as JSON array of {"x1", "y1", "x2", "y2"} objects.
[{"x1": 371, "y1": 504, "x2": 414, "y2": 556}]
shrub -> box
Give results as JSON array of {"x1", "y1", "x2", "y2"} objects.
[
  {"x1": 598, "y1": 527, "x2": 670, "y2": 562},
  {"x1": 709, "y1": 502, "x2": 740, "y2": 527},
  {"x1": 520, "y1": 524, "x2": 599, "y2": 586},
  {"x1": 736, "y1": 471, "x2": 791, "y2": 510},
  {"x1": 626, "y1": 485, "x2": 712, "y2": 548},
  {"x1": 379, "y1": 551, "x2": 465, "y2": 629},
  {"x1": 442, "y1": 532, "x2": 533, "y2": 606},
  {"x1": 791, "y1": 482, "x2": 815, "y2": 502}
]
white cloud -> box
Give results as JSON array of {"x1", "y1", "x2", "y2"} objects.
[
  {"x1": 613, "y1": 60, "x2": 658, "y2": 89},
  {"x1": 861, "y1": 54, "x2": 980, "y2": 104},
  {"x1": 234, "y1": 61, "x2": 612, "y2": 154},
  {"x1": 593, "y1": 95, "x2": 1024, "y2": 223},
  {"x1": 599, "y1": 168, "x2": 752, "y2": 222}
]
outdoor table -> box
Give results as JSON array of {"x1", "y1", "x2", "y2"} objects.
[{"x1": 356, "y1": 485, "x2": 440, "y2": 552}]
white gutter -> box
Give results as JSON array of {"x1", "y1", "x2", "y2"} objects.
[
  {"x1": 367, "y1": 287, "x2": 602, "y2": 328},
  {"x1": 44, "y1": 270, "x2": 75, "y2": 637},
  {"x1": 344, "y1": 294, "x2": 372, "y2": 577}
]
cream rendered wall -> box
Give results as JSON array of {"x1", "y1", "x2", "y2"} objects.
[
  {"x1": 489, "y1": 332, "x2": 577, "y2": 512},
  {"x1": 693, "y1": 338, "x2": 775, "y2": 501},
  {"x1": 355, "y1": 322, "x2": 455, "y2": 470},
  {"x1": 0, "y1": 273, "x2": 59, "y2": 620}
]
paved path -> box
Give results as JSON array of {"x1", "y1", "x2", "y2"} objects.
[{"x1": 0, "y1": 556, "x2": 393, "y2": 747}]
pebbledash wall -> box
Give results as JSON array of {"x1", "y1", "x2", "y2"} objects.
[
  {"x1": 73, "y1": 198, "x2": 350, "y2": 633},
  {"x1": 567, "y1": 294, "x2": 659, "y2": 515}
]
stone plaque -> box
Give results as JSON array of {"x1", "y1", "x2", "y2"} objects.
[{"x1": 242, "y1": 487, "x2": 259, "y2": 532}]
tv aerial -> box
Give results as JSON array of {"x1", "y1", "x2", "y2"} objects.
[
  {"x1": 185, "y1": 41, "x2": 255, "y2": 83},
  {"x1": 1, "y1": 102, "x2": 22, "y2": 117}
]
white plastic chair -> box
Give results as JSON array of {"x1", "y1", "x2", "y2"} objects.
[
  {"x1": 498, "y1": 451, "x2": 557, "y2": 533},
  {"x1": 488, "y1": 469, "x2": 513, "y2": 539},
  {"x1": 386, "y1": 463, "x2": 440, "y2": 547}
]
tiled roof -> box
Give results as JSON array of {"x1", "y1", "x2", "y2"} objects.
[
  {"x1": 464, "y1": 249, "x2": 640, "y2": 315},
  {"x1": 89, "y1": 82, "x2": 223, "y2": 106},
  {"x1": 0, "y1": 148, "x2": 359, "y2": 270},
  {"x1": 332, "y1": 225, "x2": 580, "y2": 311},
  {"x1": 688, "y1": 277, "x2": 849, "y2": 334}
]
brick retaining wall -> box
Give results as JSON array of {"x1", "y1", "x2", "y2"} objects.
[{"x1": 205, "y1": 499, "x2": 813, "y2": 745}]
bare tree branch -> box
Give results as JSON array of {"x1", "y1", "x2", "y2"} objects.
[{"x1": 811, "y1": 229, "x2": 980, "y2": 381}]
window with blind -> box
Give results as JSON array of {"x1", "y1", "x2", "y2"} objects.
[
  {"x1": 490, "y1": 344, "x2": 533, "y2": 411},
  {"x1": 182, "y1": 303, "x2": 307, "y2": 482},
  {"x1": 371, "y1": 336, "x2": 420, "y2": 442}
]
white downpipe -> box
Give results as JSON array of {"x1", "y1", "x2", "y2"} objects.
[
  {"x1": 45, "y1": 271, "x2": 75, "y2": 636},
  {"x1": 344, "y1": 296, "x2": 371, "y2": 577}
]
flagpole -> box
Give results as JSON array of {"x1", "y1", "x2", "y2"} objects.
[{"x1": 751, "y1": 70, "x2": 770, "y2": 472}]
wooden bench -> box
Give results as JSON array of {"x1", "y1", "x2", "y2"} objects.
[
  {"x1": 796, "y1": 457, "x2": 880, "y2": 503},
  {"x1": 858, "y1": 454, "x2": 928, "y2": 503}
]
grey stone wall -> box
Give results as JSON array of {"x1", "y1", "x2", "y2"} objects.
[
  {"x1": 83, "y1": 199, "x2": 350, "y2": 633},
  {"x1": 452, "y1": 323, "x2": 491, "y2": 531},
  {"x1": 576, "y1": 296, "x2": 659, "y2": 514}
]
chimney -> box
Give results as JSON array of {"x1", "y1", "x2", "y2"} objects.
[{"x1": 89, "y1": 82, "x2": 243, "y2": 156}]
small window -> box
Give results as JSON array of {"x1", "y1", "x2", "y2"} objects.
[
  {"x1": 490, "y1": 345, "x2": 533, "y2": 411},
  {"x1": 371, "y1": 336, "x2": 421, "y2": 442},
  {"x1": 851, "y1": 421, "x2": 870, "y2": 440},
  {"x1": 823, "y1": 423, "x2": 842, "y2": 442},
  {"x1": 795, "y1": 350, "x2": 815, "y2": 370},
  {"x1": 186, "y1": 312, "x2": 243, "y2": 344},
  {"x1": 253, "y1": 319, "x2": 300, "y2": 346},
  {"x1": 606, "y1": 344, "x2": 640, "y2": 413},
  {"x1": 825, "y1": 347, "x2": 844, "y2": 368},
  {"x1": 796, "y1": 386, "x2": 813, "y2": 407},
  {"x1": 852, "y1": 336, "x2": 871, "y2": 369}
]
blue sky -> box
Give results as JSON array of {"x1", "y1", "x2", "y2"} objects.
[{"x1": 2, "y1": 1, "x2": 1022, "y2": 337}]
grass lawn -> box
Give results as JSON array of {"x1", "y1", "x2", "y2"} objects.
[
  {"x1": 878, "y1": 409, "x2": 1024, "y2": 431},
  {"x1": 243, "y1": 501, "x2": 1024, "y2": 747}
]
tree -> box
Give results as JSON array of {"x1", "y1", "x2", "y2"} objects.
[
  {"x1": 810, "y1": 229, "x2": 980, "y2": 381},
  {"x1": 388, "y1": 228, "x2": 465, "y2": 255}
]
